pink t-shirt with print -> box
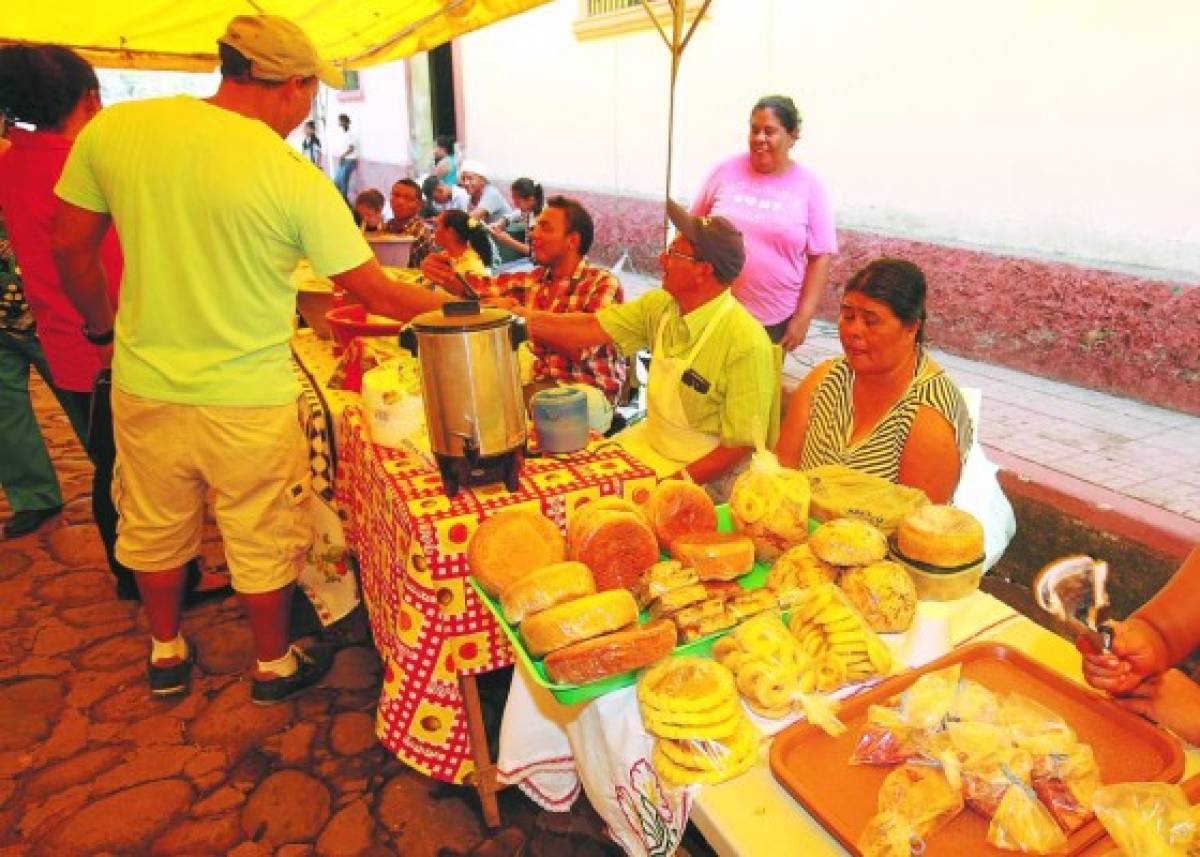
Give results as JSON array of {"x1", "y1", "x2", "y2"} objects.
[{"x1": 692, "y1": 153, "x2": 837, "y2": 326}]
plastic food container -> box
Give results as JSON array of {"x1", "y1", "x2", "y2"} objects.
[
  {"x1": 892, "y1": 546, "x2": 985, "y2": 601},
  {"x1": 367, "y1": 235, "x2": 415, "y2": 268},
  {"x1": 325, "y1": 304, "x2": 406, "y2": 351},
  {"x1": 530, "y1": 387, "x2": 589, "y2": 454}
]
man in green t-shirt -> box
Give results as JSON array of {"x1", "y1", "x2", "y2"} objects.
[{"x1": 52, "y1": 15, "x2": 447, "y2": 702}]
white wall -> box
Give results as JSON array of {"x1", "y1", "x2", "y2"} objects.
[
  {"x1": 300, "y1": 60, "x2": 412, "y2": 172},
  {"x1": 458, "y1": 0, "x2": 1200, "y2": 277}
]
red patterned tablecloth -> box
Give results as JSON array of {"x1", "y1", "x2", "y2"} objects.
[{"x1": 337, "y1": 404, "x2": 657, "y2": 784}]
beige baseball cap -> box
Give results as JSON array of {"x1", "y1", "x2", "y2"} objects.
[{"x1": 219, "y1": 15, "x2": 345, "y2": 89}]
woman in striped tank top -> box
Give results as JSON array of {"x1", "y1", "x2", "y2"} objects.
[{"x1": 776, "y1": 258, "x2": 972, "y2": 502}]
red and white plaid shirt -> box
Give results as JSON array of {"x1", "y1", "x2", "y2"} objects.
[{"x1": 463, "y1": 259, "x2": 627, "y2": 401}]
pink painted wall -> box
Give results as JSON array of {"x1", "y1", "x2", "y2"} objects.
[{"x1": 537, "y1": 184, "x2": 1199, "y2": 415}]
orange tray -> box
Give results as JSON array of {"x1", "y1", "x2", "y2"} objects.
[
  {"x1": 769, "y1": 642, "x2": 1186, "y2": 856},
  {"x1": 1075, "y1": 774, "x2": 1200, "y2": 856}
]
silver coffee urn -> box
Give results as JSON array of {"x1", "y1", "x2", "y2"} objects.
[{"x1": 409, "y1": 302, "x2": 527, "y2": 496}]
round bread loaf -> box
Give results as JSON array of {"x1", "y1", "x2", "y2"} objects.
[
  {"x1": 644, "y1": 481, "x2": 717, "y2": 551},
  {"x1": 839, "y1": 560, "x2": 918, "y2": 633},
  {"x1": 767, "y1": 543, "x2": 840, "y2": 591},
  {"x1": 896, "y1": 505, "x2": 985, "y2": 568},
  {"x1": 499, "y1": 561, "x2": 595, "y2": 625},
  {"x1": 569, "y1": 500, "x2": 659, "y2": 592},
  {"x1": 567, "y1": 496, "x2": 644, "y2": 547},
  {"x1": 521, "y1": 589, "x2": 640, "y2": 657},
  {"x1": 543, "y1": 620, "x2": 678, "y2": 684},
  {"x1": 808, "y1": 518, "x2": 888, "y2": 567},
  {"x1": 468, "y1": 508, "x2": 566, "y2": 597},
  {"x1": 670, "y1": 532, "x2": 756, "y2": 582}
]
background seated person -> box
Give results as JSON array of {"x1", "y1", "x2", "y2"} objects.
[
  {"x1": 512, "y1": 201, "x2": 779, "y2": 489},
  {"x1": 429, "y1": 209, "x2": 492, "y2": 277},
  {"x1": 775, "y1": 258, "x2": 971, "y2": 503},
  {"x1": 384, "y1": 178, "x2": 432, "y2": 268},
  {"x1": 422, "y1": 196, "x2": 625, "y2": 405},
  {"x1": 353, "y1": 188, "x2": 385, "y2": 232},
  {"x1": 421, "y1": 174, "x2": 469, "y2": 217},
  {"x1": 460, "y1": 159, "x2": 513, "y2": 224},
  {"x1": 489, "y1": 177, "x2": 543, "y2": 267},
  {"x1": 1082, "y1": 544, "x2": 1200, "y2": 745}
]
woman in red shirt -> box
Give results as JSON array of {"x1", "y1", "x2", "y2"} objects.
[{"x1": 0, "y1": 46, "x2": 129, "y2": 578}]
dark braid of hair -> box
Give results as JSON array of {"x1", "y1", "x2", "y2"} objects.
[
  {"x1": 0, "y1": 45, "x2": 98, "y2": 130},
  {"x1": 441, "y1": 209, "x2": 495, "y2": 267}
]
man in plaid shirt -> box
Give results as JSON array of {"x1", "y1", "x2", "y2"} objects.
[{"x1": 421, "y1": 195, "x2": 626, "y2": 402}]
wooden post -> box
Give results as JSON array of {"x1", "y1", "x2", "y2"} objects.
[
  {"x1": 459, "y1": 672, "x2": 502, "y2": 828},
  {"x1": 638, "y1": 0, "x2": 715, "y2": 246}
]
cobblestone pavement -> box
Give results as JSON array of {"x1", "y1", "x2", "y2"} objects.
[{"x1": 0, "y1": 381, "x2": 628, "y2": 857}]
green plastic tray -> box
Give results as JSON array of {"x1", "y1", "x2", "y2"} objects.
[{"x1": 469, "y1": 504, "x2": 772, "y2": 705}]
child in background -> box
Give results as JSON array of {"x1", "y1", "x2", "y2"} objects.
[
  {"x1": 353, "y1": 188, "x2": 386, "y2": 232},
  {"x1": 432, "y1": 209, "x2": 493, "y2": 277}
]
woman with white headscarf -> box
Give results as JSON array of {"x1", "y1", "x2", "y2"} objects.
[{"x1": 459, "y1": 159, "x2": 513, "y2": 225}]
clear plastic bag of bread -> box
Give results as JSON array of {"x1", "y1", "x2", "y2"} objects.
[
  {"x1": 729, "y1": 445, "x2": 811, "y2": 563},
  {"x1": 1092, "y1": 782, "x2": 1199, "y2": 857},
  {"x1": 1031, "y1": 741, "x2": 1101, "y2": 835},
  {"x1": 858, "y1": 765, "x2": 963, "y2": 857},
  {"x1": 652, "y1": 715, "x2": 761, "y2": 787},
  {"x1": 986, "y1": 777, "x2": 1069, "y2": 854},
  {"x1": 805, "y1": 464, "x2": 929, "y2": 535}
]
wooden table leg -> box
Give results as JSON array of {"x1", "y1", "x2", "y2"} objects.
[{"x1": 460, "y1": 672, "x2": 502, "y2": 828}]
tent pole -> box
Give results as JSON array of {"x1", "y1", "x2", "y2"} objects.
[{"x1": 663, "y1": 0, "x2": 685, "y2": 245}]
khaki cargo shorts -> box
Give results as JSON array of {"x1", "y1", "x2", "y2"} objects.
[{"x1": 111, "y1": 388, "x2": 312, "y2": 594}]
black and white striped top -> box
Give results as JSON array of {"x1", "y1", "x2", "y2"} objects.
[{"x1": 799, "y1": 351, "x2": 973, "y2": 482}]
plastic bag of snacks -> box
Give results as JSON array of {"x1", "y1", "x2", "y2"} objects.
[
  {"x1": 786, "y1": 584, "x2": 894, "y2": 693},
  {"x1": 851, "y1": 704, "x2": 922, "y2": 767},
  {"x1": 712, "y1": 613, "x2": 847, "y2": 736},
  {"x1": 1092, "y1": 782, "x2": 1199, "y2": 857},
  {"x1": 805, "y1": 464, "x2": 929, "y2": 535},
  {"x1": 1031, "y1": 742, "x2": 1101, "y2": 835},
  {"x1": 729, "y1": 449, "x2": 811, "y2": 562},
  {"x1": 858, "y1": 765, "x2": 964, "y2": 857},
  {"x1": 901, "y1": 665, "x2": 963, "y2": 733},
  {"x1": 1000, "y1": 693, "x2": 1077, "y2": 757},
  {"x1": 962, "y1": 746, "x2": 1035, "y2": 819},
  {"x1": 947, "y1": 678, "x2": 1003, "y2": 725},
  {"x1": 920, "y1": 720, "x2": 1012, "y2": 791},
  {"x1": 986, "y1": 778, "x2": 1069, "y2": 854},
  {"x1": 637, "y1": 657, "x2": 761, "y2": 787}
]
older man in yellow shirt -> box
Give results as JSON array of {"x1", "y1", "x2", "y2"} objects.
[{"x1": 516, "y1": 200, "x2": 780, "y2": 487}]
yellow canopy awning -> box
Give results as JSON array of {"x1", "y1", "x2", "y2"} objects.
[{"x1": 0, "y1": 0, "x2": 551, "y2": 72}]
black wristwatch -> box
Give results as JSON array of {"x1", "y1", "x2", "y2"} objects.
[{"x1": 82, "y1": 323, "x2": 114, "y2": 346}]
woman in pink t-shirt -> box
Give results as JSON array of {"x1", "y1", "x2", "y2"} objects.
[{"x1": 691, "y1": 95, "x2": 838, "y2": 350}]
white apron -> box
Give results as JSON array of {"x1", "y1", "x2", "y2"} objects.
[{"x1": 615, "y1": 295, "x2": 736, "y2": 478}]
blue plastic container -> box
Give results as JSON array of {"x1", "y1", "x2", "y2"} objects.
[{"x1": 531, "y1": 387, "x2": 589, "y2": 454}]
